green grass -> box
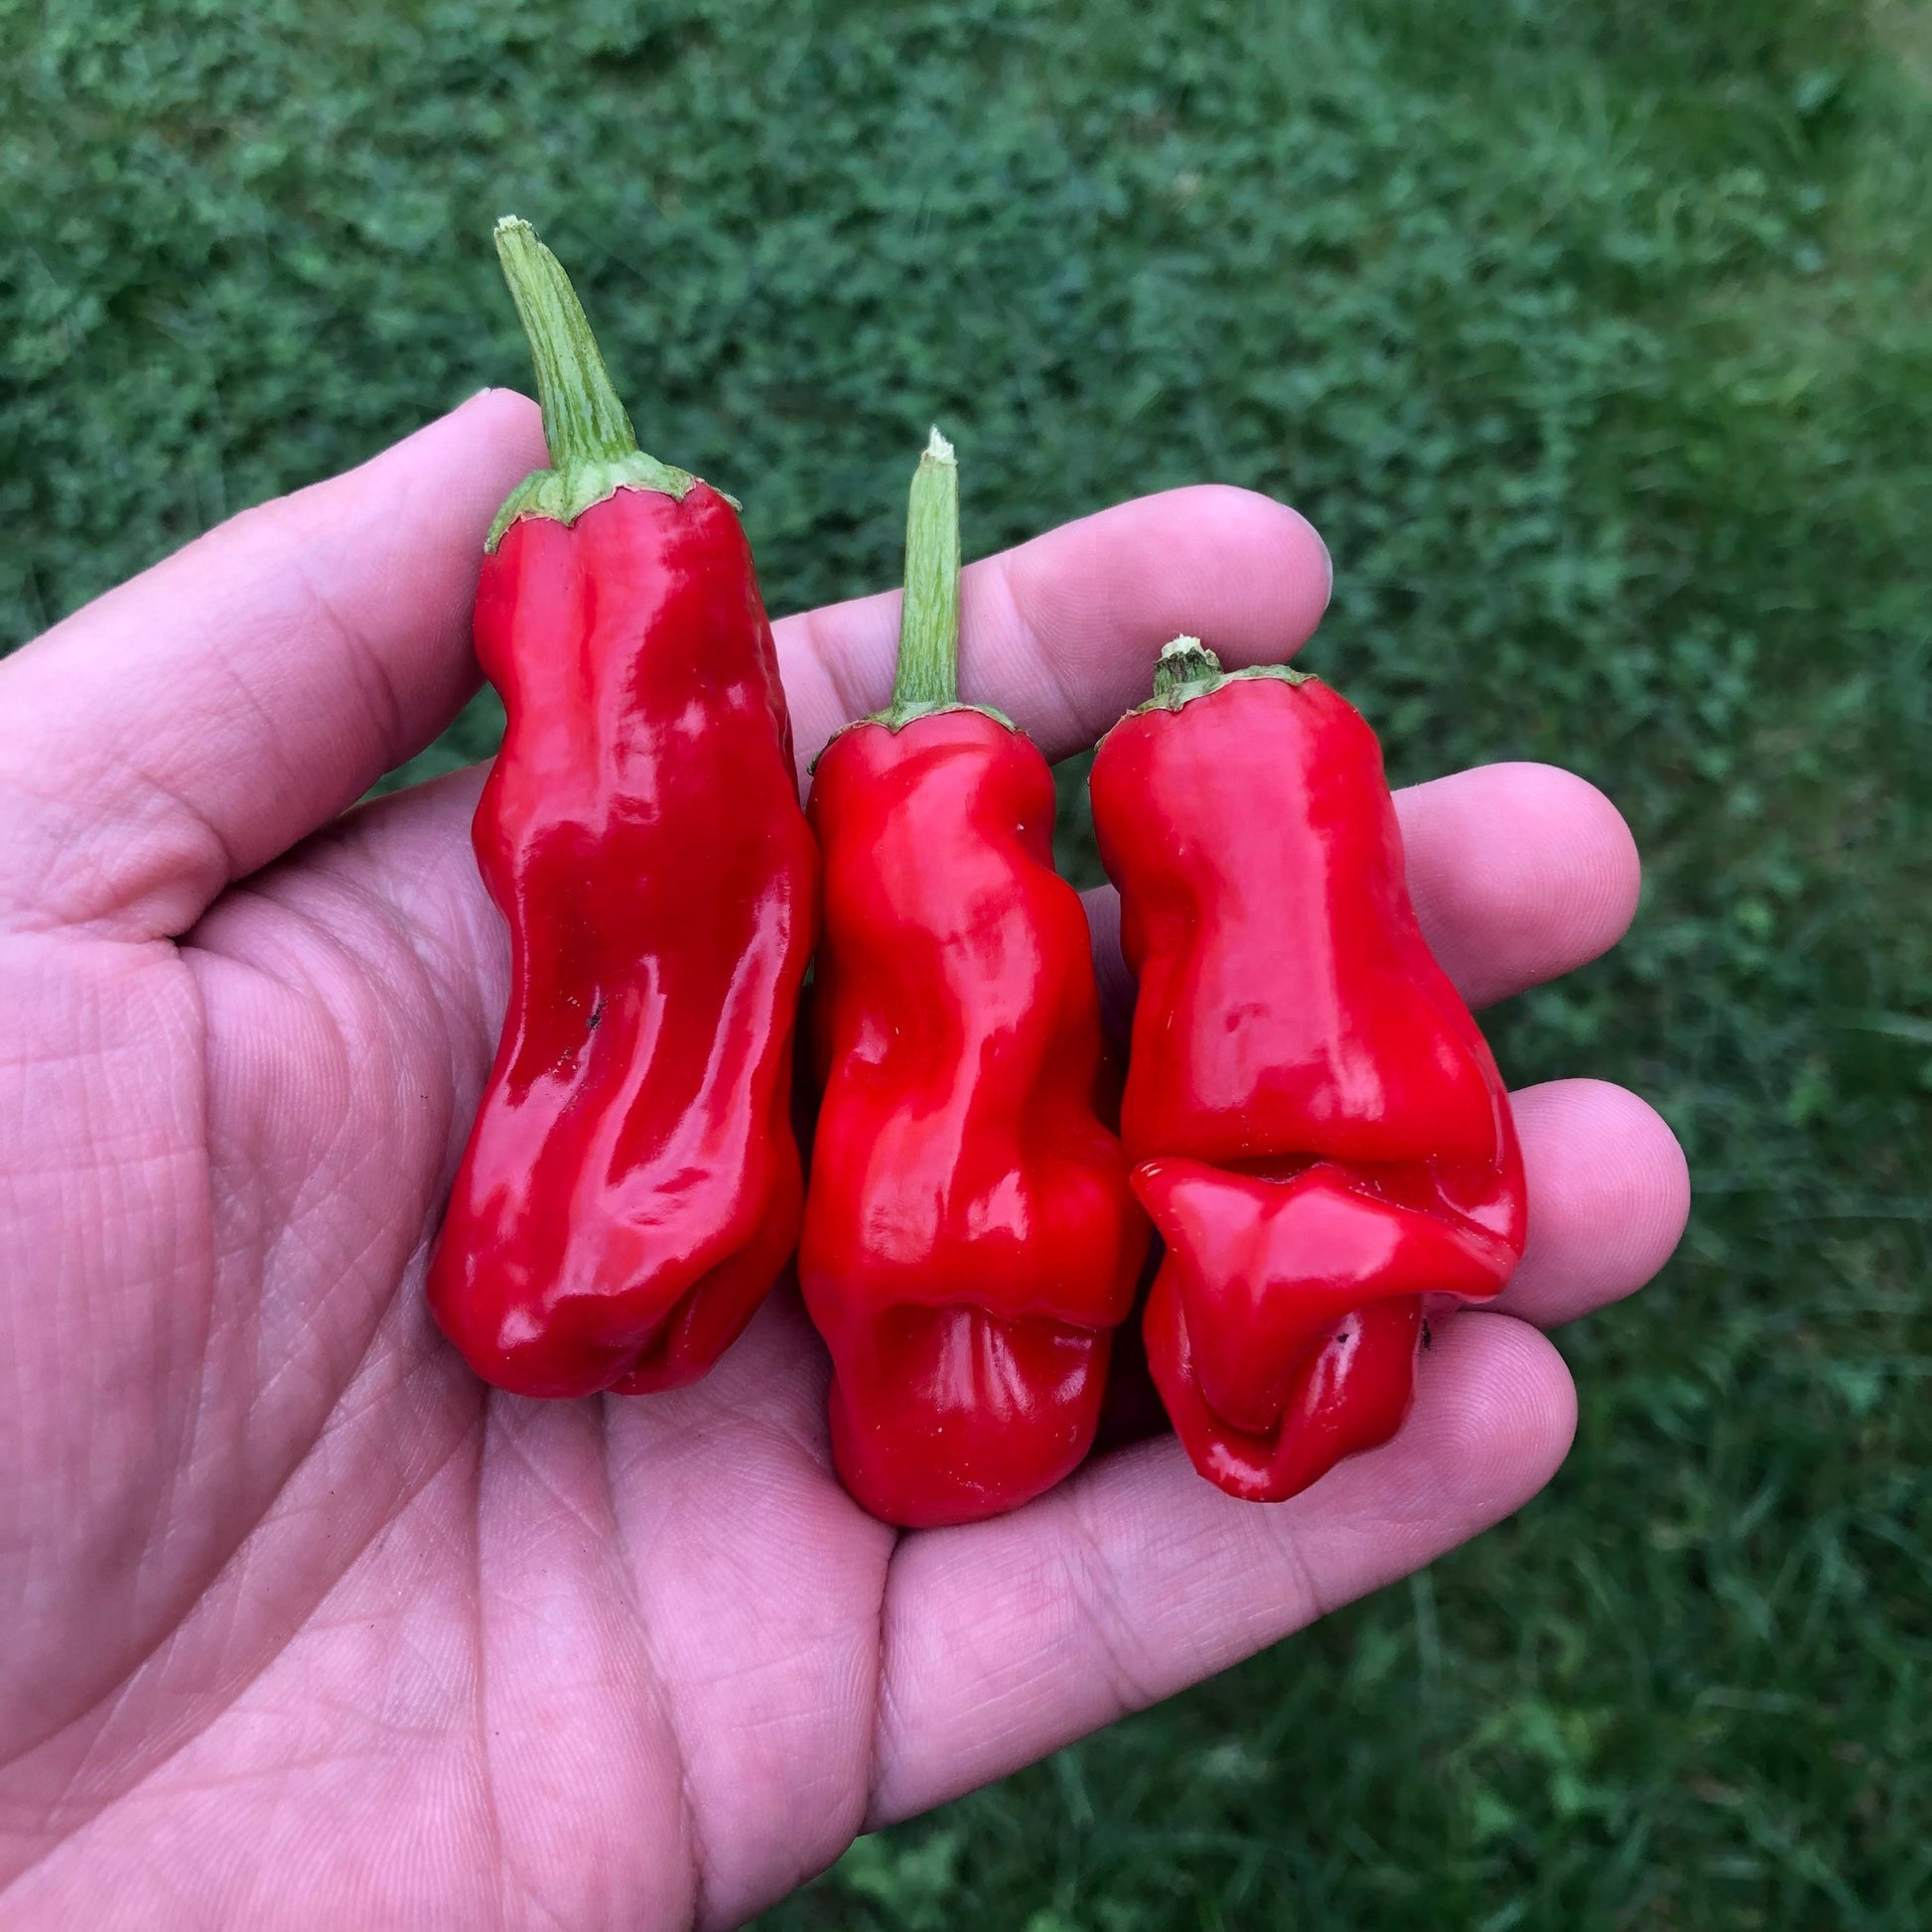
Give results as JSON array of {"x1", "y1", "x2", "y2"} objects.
[{"x1": 7, "y1": 0, "x2": 1930, "y2": 1924}]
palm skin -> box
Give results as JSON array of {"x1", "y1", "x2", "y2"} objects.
[{"x1": 0, "y1": 393, "x2": 1688, "y2": 1929}]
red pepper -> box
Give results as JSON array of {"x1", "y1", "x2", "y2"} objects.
[
  {"x1": 799, "y1": 433, "x2": 1148, "y2": 1527},
  {"x1": 427, "y1": 218, "x2": 817, "y2": 1398},
  {"x1": 1089, "y1": 638, "x2": 1527, "y2": 1501}
]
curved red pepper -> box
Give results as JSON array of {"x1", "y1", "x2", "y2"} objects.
[
  {"x1": 1089, "y1": 640, "x2": 1526, "y2": 1500},
  {"x1": 427, "y1": 219, "x2": 817, "y2": 1398},
  {"x1": 799, "y1": 434, "x2": 1147, "y2": 1526}
]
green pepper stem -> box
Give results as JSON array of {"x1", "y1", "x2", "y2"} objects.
[
  {"x1": 891, "y1": 427, "x2": 962, "y2": 714},
  {"x1": 494, "y1": 217, "x2": 638, "y2": 470},
  {"x1": 485, "y1": 216, "x2": 697, "y2": 550},
  {"x1": 822, "y1": 426, "x2": 1013, "y2": 747},
  {"x1": 1152, "y1": 635, "x2": 1221, "y2": 698}
]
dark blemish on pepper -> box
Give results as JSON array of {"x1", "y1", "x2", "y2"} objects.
[
  {"x1": 587, "y1": 999, "x2": 605, "y2": 1033},
  {"x1": 1421, "y1": 1319, "x2": 1434, "y2": 1351}
]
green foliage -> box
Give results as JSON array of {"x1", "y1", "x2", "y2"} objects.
[{"x1": 6, "y1": 0, "x2": 1929, "y2": 1924}]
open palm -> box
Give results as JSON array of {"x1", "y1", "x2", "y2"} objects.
[{"x1": 0, "y1": 393, "x2": 1688, "y2": 1929}]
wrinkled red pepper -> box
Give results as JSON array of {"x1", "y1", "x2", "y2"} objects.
[
  {"x1": 799, "y1": 433, "x2": 1148, "y2": 1527},
  {"x1": 427, "y1": 218, "x2": 817, "y2": 1398},
  {"x1": 1089, "y1": 638, "x2": 1527, "y2": 1500}
]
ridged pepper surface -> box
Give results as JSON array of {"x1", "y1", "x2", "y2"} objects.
[
  {"x1": 427, "y1": 219, "x2": 817, "y2": 1398},
  {"x1": 1089, "y1": 639, "x2": 1527, "y2": 1500}
]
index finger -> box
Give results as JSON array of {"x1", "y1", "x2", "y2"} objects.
[{"x1": 777, "y1": 484, "x2": 1333, "y2": 767}]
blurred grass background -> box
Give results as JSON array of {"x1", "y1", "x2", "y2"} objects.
[{"x1": 6, "y1": 0, "x2": 1929, "y2": 1923}]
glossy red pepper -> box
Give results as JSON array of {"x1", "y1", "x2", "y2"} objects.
[
  {"x1": 427, "y1": 218, "x2": 817, "y2": 1398},
  {"x1": 1089, "y1": 638, "x2": 1527, "y2": 1500},
  {"x1": 799, "y1": 433, "x2": 1148, "y2": 1527}
]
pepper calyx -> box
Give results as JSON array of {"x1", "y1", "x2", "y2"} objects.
[
  {"x1": 807, "y1": 701, "x2": 1018, "y2": 776},
  {"x1": 1134, "y1": 634, "x2": 1314, "y2": 713},
  {"x1": 485, "y1": 216, "x2": 704, "y2": 551},
  {"x1": 487, "y1": 456, "x2": 698, "y2": 551},
  {"x1": 878, "y1": 697, "x2": 1018, "y2": 734}
]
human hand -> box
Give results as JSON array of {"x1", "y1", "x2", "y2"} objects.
[{"x1": 0, "y1": 393, "x2": 1689, "y2": 1928}]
